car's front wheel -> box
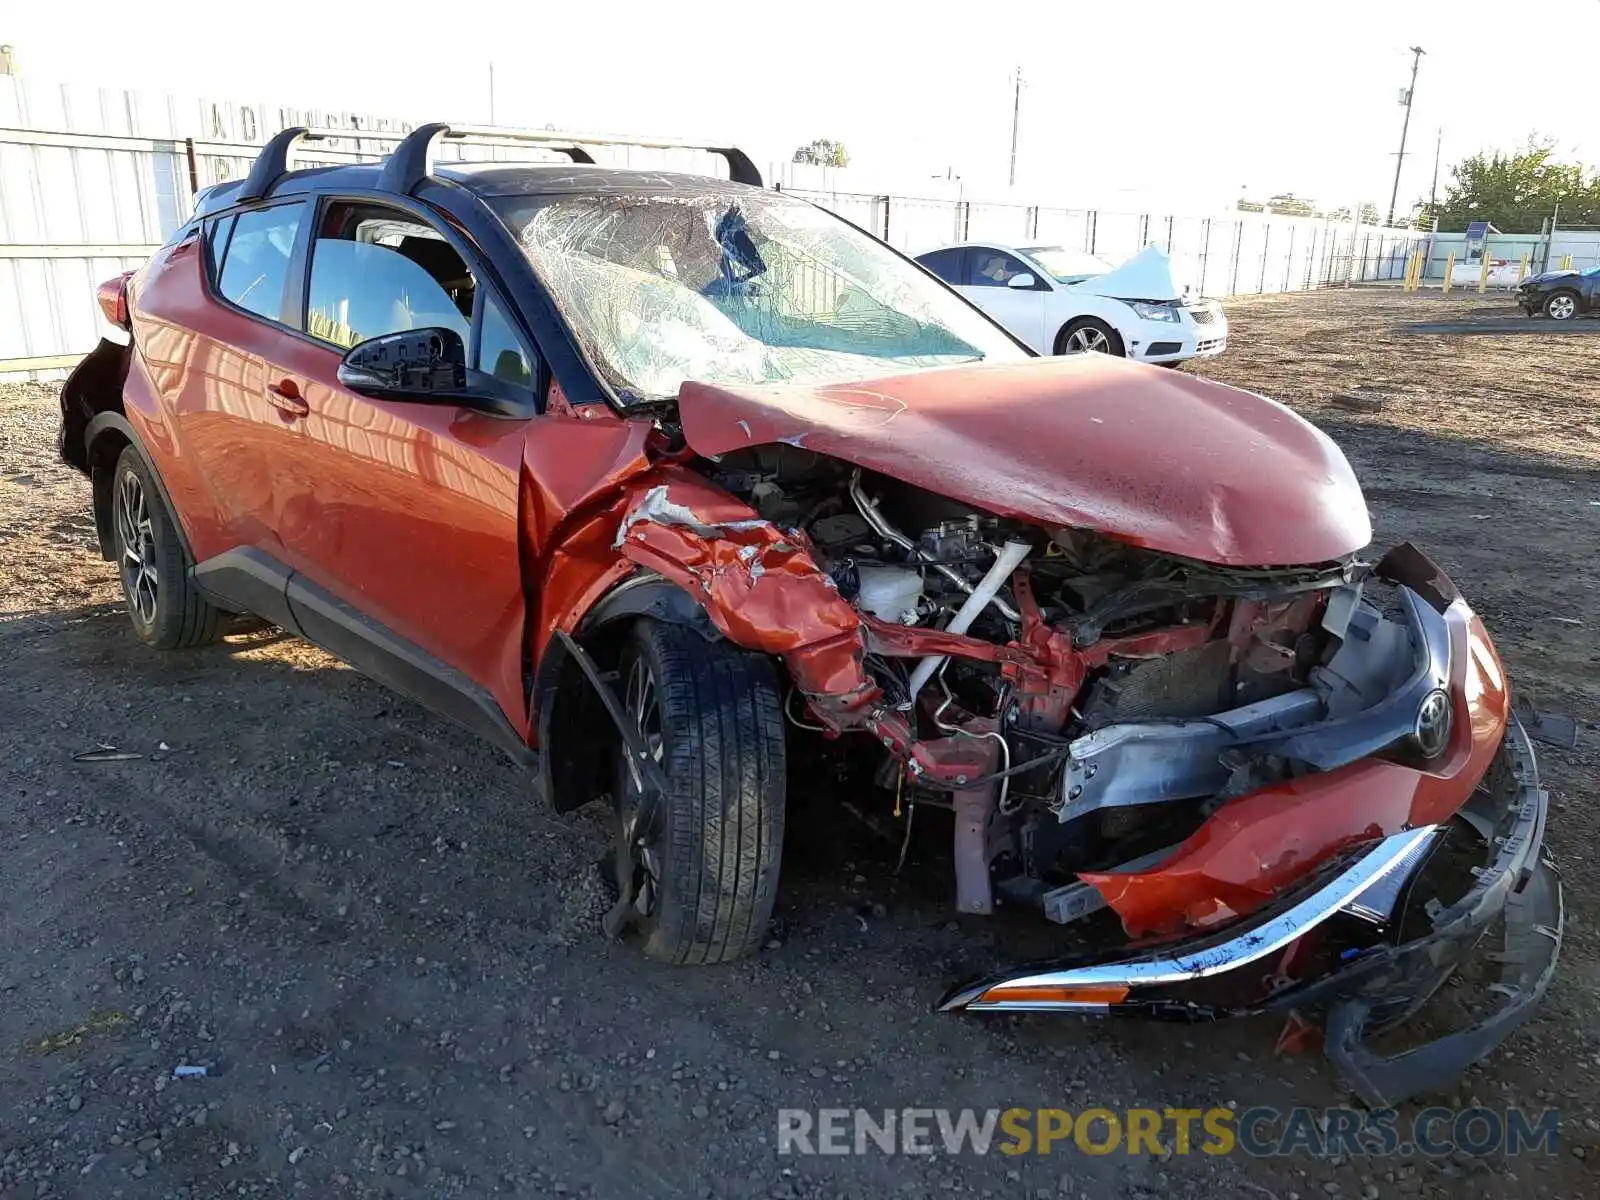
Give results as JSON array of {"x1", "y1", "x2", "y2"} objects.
[
  {"x1": 111, "y1": 446, "x2": 223, "y2": 650},
  {"x1": 1055, "y1": 317, "x2": 1125, "y2": 356},
  {"x1": 612, "y1": 618, "x2": 786, "y2": 965},
  {"x1": 1543, "y1": 290, "x2": 1579, "y2": 320}
]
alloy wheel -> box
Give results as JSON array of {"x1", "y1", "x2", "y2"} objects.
[
  {"x1": 1064, "y1": 326, "x2": 1111, "y2": 353},
  {"x1": 1548, "y1": 294, "x2": 1577, "y2": 320},
  {"x1": 620, "y1": 654, "x2": 667, "y2": 917},
  {"x1": 116, "y1": 471, "x2": 159, "y2": 625}
]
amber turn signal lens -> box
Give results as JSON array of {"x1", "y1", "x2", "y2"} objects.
[{"x1": 978, "y1": 983, "x2": 1129, "y2": 1005}]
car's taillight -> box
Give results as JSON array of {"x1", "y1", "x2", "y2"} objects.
[{"x1": 97, "y1": 272, "x2": 132, "y2": 329}]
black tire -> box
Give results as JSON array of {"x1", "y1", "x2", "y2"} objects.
[
  {"x1": 1055, "y1": 317, "x2": 1126, "y2": 357},
  {"x1": 613, "y1": 618, "x2": 786, "y2": 965},
  {"x1": 110, "y1": 446, "x2": 223, "y2": 650},
  {"x1": 1543, "y1": 289, "x2": 1580, "y2": 321}
]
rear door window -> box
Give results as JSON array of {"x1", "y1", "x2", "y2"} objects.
[
  {"x1": 215, "y1": 204, "x2": 303, "y2": 323},
  {"x1": 204, "y1": 214, "x2": 236, "y2": 278},
  {"x1": 916, "y1": 248, "x2": 963, "y2": 283}
]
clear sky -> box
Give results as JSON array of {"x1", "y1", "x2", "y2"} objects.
[{"x1": 7, "y1": 1, "x2": 1595, "y2": 214}]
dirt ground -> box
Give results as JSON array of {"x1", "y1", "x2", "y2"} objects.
[{"x1": 2, "y1": 287, "x2": 1598, "y2": 1200}]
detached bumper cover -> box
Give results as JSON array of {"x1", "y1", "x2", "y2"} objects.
[
  {"x1": 1316, "y1": 717, "x2": 1561, "y2": 1106},
  {"x1": 941, "y1": 716, "x2": 1560, "y2": 1104}
]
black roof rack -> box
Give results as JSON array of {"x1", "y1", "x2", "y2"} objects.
[
  {"x1": 376, "y1": 123, "x2": 763, "y2": 194},
  {"x1": 236, "y1": 126, "x2": 330, "y2": 202},
  {"x1": 230, "y1": 122, "x2": 764, "y2": 205}
]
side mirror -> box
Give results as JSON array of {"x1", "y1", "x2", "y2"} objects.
[
  {"x1": 1006, "y1": 272, "x2": 1038, "y2": 290},
  {"x1": 337, "y1": 327, "x2": 467, "y2": 398},
  {"x1": 337, "y1": 327, "x2": 532, "y2": 417}
]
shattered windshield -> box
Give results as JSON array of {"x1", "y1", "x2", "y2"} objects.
[{"x1": 491, "y1": 189, "x2": 1027, "y2": 404}]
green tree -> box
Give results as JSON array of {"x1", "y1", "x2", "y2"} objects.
[
  {"x1": 792, "y1": 138, "x2": 850, "y2": 168},
  {"x1": 1422, "y1": 137, "x2": 1600, "y2": 230}
]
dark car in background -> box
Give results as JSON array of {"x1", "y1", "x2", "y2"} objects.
[{"x1": 1517, "y1": 265, "x2": 1600, "y2": 319}]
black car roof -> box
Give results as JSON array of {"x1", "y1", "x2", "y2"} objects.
[
  {"x1": 195, "y1": 161, "x2": 763, "y2": 218},
  {"x1": 439, "y1": 162, "x2": 767, "y2": 198},
  {"x1": 193, "y1": 124, "x2": 765, "y2": 218}
]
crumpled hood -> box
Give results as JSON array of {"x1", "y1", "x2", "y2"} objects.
[
  {"x1": 1069, "y1": 245, "x2": 1184, "y2": 301},
  {"x1": 1521, "y1": 269, "x2": 1578, "y2": 287},
  {"x1": 677, "y1": 355, "x2": 1372, "y2": 567}
]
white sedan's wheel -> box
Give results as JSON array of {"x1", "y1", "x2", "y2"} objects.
[
  {"x1": 1064, "y1": 326, "x2": 1110, "y2": 353},
  {"x1": 1055, "y1": 318, "x2": 1124, "y2": 357}
]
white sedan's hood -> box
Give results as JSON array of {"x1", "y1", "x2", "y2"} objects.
[{"x1": 1070, "y1": 246, "x2": 1183, "y2": 301}]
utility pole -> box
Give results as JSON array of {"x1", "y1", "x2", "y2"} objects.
[
  {"x1": 1386, "y1": 46, "x2": 1425, "y2": 225},
  {"x1": 488, "y1": 62, "x2": 497, "y2": 125},
  {"x1": 1008, "y1": 67, "x2": 1023, "y2": 189},
  {"x1": 1427, "y1": 127, "x2": 1442, "y2": 216}
]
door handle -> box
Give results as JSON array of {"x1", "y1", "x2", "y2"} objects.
[{"x1": 266, "y1": 378, "x2": 309, "y2": 418}]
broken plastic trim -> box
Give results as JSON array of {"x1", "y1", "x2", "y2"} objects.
[
  {"x1": 939, "y1": 826, "x2": 1441, "y2": 1012},
  {"x1": 549, "y1": 629, "x2": 669, "y2": 801},
  {"x1": 548, "y1": 629, "x2": 672, "y2": 939},
  {"x1": 1076, "y1": 545, "x2": 1510, "y2": 938},
  {"x1": 1315, "y1": 716, "x2": 1562, "y2": 1106},
  {"x1": 1057, "y1": 582, "x2": 1451, "y2": 821}
]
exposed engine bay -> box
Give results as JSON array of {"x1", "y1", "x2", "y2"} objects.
[{"x1": 694, "y1": 444, "x2": 1440, "y2": 927}]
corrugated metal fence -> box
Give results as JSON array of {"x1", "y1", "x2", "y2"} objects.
[{"x1": 1, "y1": 74, "x2": 1427, "y2": 379}]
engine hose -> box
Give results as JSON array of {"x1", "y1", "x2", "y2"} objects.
[{"x1": 847, "y1": 469, "x2": 1022, "y2": 623}]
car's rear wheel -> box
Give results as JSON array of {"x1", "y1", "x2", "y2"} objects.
[
  {"x1": 1055, "y1": 317, "x2": 1125, "y2": 356},
  {"x1": 111, "y1": 447, "x2": 223, "y2": 650},
  {"x1": 612, "y1": 618, "x2": 786, "y2": 965},
  {"x1": 1544, "y1": 290, "x2": 1579, "y2": 320}
]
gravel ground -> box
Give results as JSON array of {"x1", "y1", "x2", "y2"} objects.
[{"x1": 2, "y1": 288, "x2": 1597, "y2": 1199}]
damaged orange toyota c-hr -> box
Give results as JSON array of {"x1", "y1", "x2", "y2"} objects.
[{"x1": 59, "y1": 124, "x2": 1561, "y2": 1105}]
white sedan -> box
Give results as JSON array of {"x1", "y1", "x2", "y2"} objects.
[{"x1": 913, "y1": 242, "x2": 1227, "y2": 365}]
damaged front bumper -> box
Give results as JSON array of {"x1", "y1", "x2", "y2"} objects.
[{"x1": 941, "y1": 716, "x2": 1561, "y2": 1105}]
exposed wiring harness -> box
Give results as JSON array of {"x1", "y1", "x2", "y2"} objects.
[{"x1": 784, "y1": 687, "x2": 828, "y2": 733}]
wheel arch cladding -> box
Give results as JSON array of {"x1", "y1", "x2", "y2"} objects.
[
  {"x1": 83, "y1": 414, "x2": 196, "y2": 566},
  {"x1": 88, "y1": 425, "x2": 132, "y2": 561},
  {"x1": 58, "y1": 337, "x2": 130, "y2": 474},
  {"x1": 534, "y1": 576, "x2": 720, "y2": 814}
]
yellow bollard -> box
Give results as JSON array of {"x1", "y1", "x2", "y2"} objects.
[
  {"x1": 1442, "y1": 252, "x2": 1454, "y2": 294},
  {"x1": 1407, "y1": 251, "x2": 1422, "y2": 291},
  {"x1": 1562, "y1": 253, "x2": 1572, "y2": 270},
  {"x1": 1478, "y1": 251, "x2": 1492, "y2": 294},
  {"x1": 1518, "y1": 254, "x2": 1529, "y2": 282}
]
